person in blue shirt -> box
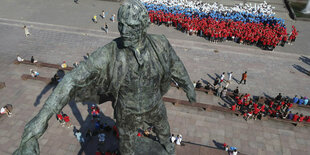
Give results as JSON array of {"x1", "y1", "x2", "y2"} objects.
[
  {"x1": 303, "y1": 97, "x2": 308, "y2": 105},
  {"x1": 287, "y1": 111, "x2": 294, "y2": 120},
  {"x1": 292, "y1": 95, "x2": 299, "y2": 104},
  {"x1": 298, "y1": 97, "x2": 304, "y2": 105}
]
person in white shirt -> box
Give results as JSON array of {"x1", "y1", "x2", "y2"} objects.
[
  {"x1": 170, "y1": 134, "x2": 176, "y2": 143},
  {"x1": 220, "y1": 72, "x2": 225, "y2": 83},
  {"x1": 176, "y1": 134, "x2": 182, "y2": 145},
  {"x1": 30, "y1": 69, "x2": 39, "y2": 77},
  {"x1": 17, "y1": 55, "x2": 24, "y2": 62},
  {"x1": 23, "y1": 26, "x2": 30, "y2": 37},
  {"x1": 227, "y1": 72, "x2": 233, "y2": 83}
]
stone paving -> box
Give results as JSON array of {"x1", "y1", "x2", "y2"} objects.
[{"x1": 0, "y1": 0, "x2": 310, "y2": 155}]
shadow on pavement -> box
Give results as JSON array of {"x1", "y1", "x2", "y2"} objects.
[
  {"x1": 212, "y1": 140, "x2": 224, "y2": 150},
  {"x1": 232, "y1": 76, "x2": 240, "y2": 84},
  {"x1": 33, "y1": 83, "x2": 56, "y2": 107},
  {"x1": 299, "y1": 55, "x2": 310, "y2": 66},
  {"x1": 207, "y1": 73, "x2": 216, "y2": 81},
  {"x1": 292, "y1": 64, "x2": 310, "y2": 76}
]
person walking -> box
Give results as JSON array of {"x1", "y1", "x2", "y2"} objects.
[
  {"x1": 101, "y1": 10, "x2": 105, "y2": 19},
  {"x1": 93, "y1": 15, "x2": 98, "y2": 23},
  {"x1": 105, "y1": 23, "x2": 108, "y2": 34},
  {"x1": 240, "y1": 71, "x2": 247, "y2": 85},
  {"x1": 220, "y1": 72, "x2": 225, "y2": 83},
  {"x1": 227, "y1": 72, "x2": 233, "y2": 83}
]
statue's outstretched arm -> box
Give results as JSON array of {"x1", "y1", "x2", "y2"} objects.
[
  {"x1": 14, "y1": 47, "x2": 109, "y2": 155},
  {"x1": 166, "y1": 38, "x2": 196, "y2": 103}
]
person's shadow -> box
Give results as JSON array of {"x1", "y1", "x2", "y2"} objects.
[
  {"x1": 207, "y1": 73, "x2": 216, "y2": 81},
  {"x1": 292, "y1": 64, "x2": 310, "y2": 76},
  {"x1": 212, "y1": 140, "x2": 224, "y2": 149},
  {"x1": 299, "y1": 56, "x2": 310, "y2": 66},
  {"x1": 232, "y1": 76, "x2": 240, "y2": 84}
]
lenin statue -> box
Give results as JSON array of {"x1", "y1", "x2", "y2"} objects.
[{"x1": 14, "y1": 0, "x2": 196, "y2": 154}]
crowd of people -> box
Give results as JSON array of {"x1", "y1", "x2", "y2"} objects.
[
  {"x1": 230, "y1": 92, "x2": 310, "y2": 123},
  {"x1": 190, "y1": 70, "x2": 309, "y2": 124},
  {"x1": 142, "y1": 0, "x2": 298, "y2": 50}
]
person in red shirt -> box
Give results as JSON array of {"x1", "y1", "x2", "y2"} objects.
[
  {"x1": 253, "y1": 107, "x2": 260, "y2": 120},
  {"x1": 253, "y1": 102, "x2": 258, "y2": 109},
  {"x1": 298, "y1": 114, "x2": 305, "y2": 122},
  {"x1": 56, "y1": 113, "x2": 64, "y2": 126},
  {"x1": 237, "y1": 98, "x2": 242, "y2": 110},
  {"x1": 276, "y1": 104, "x2": 282, "y2": 111},
  {"x1": 260, "y1": 104, "x2": 266, "y2": 113},
  {"x1": 306, "y1": 116, "x2": 310, "y2": 122},
  {"x1": 269, "y1": 101, "x2": 274, "y2": 108},
  {"x1": 63, "y1": 114, "x2": 72, "y2": 128},
  {"x1": 95, "y1": 148, "x2": 102, "y2": 155},
  {"x1": 292, "y1": 113, "x2": 299, "y2": 122},
  {"x1": 231, "y1": 104, "x2": 236, "y2": 111}
]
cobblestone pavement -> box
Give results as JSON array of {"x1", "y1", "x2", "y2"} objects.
[{"x1": 0, "y1": 0, "x2": 309, "y2": 155}]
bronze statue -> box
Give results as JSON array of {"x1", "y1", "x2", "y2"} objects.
[{"x1": 14, "y1": 0, "x2": 196, "y2": 154}]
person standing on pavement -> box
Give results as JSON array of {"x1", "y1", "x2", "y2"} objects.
[
  {"x1": 240, "y1": 71, "x2": 247, "y2": 85},
  {"x1": 227, "y1": 72, "x2": 233, "y2": 84},
  {"x1": 23, "y1": 26, "x2": 30, "y2": 37}
]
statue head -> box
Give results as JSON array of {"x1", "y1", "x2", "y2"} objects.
[{"x1": 118, "y1": 0, "x2": 150, "y2": 47}]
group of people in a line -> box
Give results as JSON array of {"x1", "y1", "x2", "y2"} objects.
[{"x1": 142, "y1": 0, "x2": 298, "y2": 50}]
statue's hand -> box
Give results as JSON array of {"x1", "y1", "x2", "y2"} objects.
[
  {"x1": 14, "y1": 114, "x2": 48, "y2": 155},
  {"x1": 13, "y1": 137, "x2": 39, "y2": 155},
  {"x1": 187, "y1": 91, "x2": 196, "y2": 103}
]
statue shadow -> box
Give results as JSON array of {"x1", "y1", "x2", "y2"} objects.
[
  {"x1": 34, "y1": 70, "x2": 65, "y2": 107},
  {"x1": 68, "y1": 100, "x2": 118, "y2": 155},
  {"x1": 33, "y1": 83, "x2": 57, "y2": 107}
]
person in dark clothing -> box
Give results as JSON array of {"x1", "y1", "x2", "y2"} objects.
[
  {"x1": 213, "y1": 77, "x2": 220, "y2": 87},
  {"x1": 233, "y1": 87, "x2": 239, "y2": 97},
  {"x1": 275, "y1": 93, "x2": 282, "y2": 101},
  {"x1": 196, "y1": 80, "x2": 202, "y2": 88}
]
